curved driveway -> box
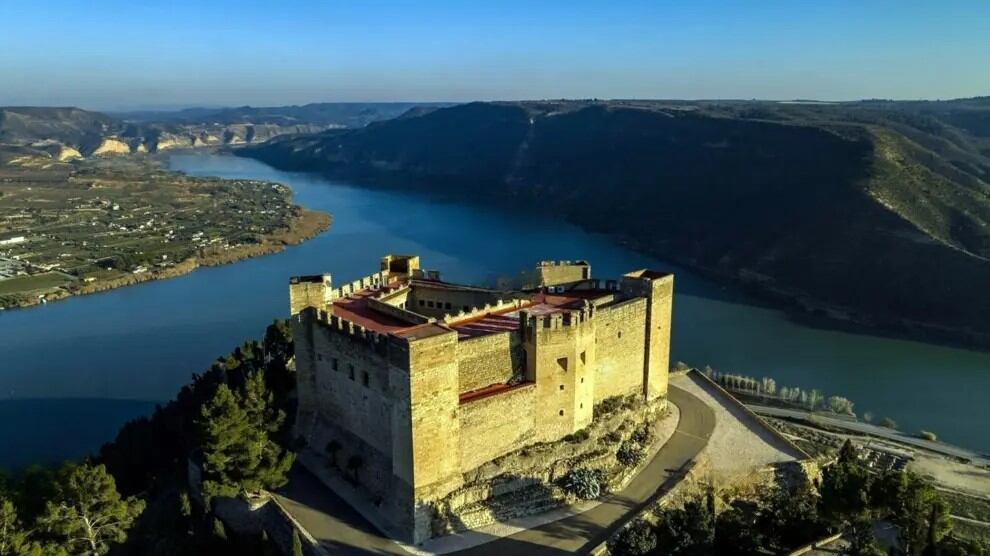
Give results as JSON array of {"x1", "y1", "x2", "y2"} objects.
[
  {"x1": 275, "y1": 384, "x2": 714, "y2": 555},
  {"x1": 452, "y1": 384, "x2": 716, "y2": 555}
]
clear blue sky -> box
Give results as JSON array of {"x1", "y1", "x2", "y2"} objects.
[{"x1": 1, "y1": 0, "x2": 988, "y2": 110}]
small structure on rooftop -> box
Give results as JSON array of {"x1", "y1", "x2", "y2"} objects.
[{"x1": 289, "y1": 254, "x2": 674, "y2": 543}]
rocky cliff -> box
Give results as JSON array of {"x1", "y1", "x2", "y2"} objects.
[{"x1": 0, "y1": 104, "x2": 425, "y2": 161}]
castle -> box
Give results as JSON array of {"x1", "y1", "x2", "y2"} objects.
[{"x1": 289, "y1": 255, "x2": 674, "y2": 543}]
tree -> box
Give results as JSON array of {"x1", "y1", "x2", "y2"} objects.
[
  {"x1": 197, "y1": 373, "x2": 294, "y2": 501},
  {"x1": 1, "y1": 498, "x2": 42, "y2": 556},
  {"x1": 608, "y1": 519, "x2": 656, "y2": 556},
  {"x1": 37, "y1": 463, "x2": 144, "y2": 556},
  {"x1": 819, "y1": 445, "x2": 872, "y2": 528},
  {"x1": 760, "y1": 480, "x2": 826, "y2": 551},
  {"x1": 883, "y1": 473, "x2": 951, "y2": 556},
  {"x1": 658, "y1": 490, "x2": 715, "y2": 555}
]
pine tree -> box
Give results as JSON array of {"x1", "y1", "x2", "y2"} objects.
[
  {"x1": 197, "y1": 374, "x2": 294, "y2": 501},
  {"x1": 37, "y1": 463, "x2": 144, "y2": 556},
  {"x1": 0, "y1": 498, "x2": 38, "y2": 556}
]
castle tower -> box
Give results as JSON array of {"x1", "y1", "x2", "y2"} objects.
[
  {"x1": 520, "y1": 306, "x2": 596, "y2": 442},
  {"x1": 387, "y1": 325, "x2": 462, "y2": 543},
  {"x1": 536, "y1": 260, "x2": 591, "y2": 287},
  {"x1": 289, "y1": 274, "x2": 332, "y2": 316},
  {"x1": 381, "y1": 254, "x2": 421, "y2": 280},
  {"x1": 621, "y1": 270, "x2": 674, "y2": 401}
]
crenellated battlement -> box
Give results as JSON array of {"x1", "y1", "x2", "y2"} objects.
[
  {"x1": 314, "y1": 308, "x2": 390, "y2": 348},
  {"x1": 537, "y1": 259, "x2": 589, "y2": 267},
  {"x1": 442, "y1": 298, "x2": 530, "y2": 325},
  {"x1": 330, "y1": 270, "x2": 390, "y2": 299},
  {"x1": 519, "y1": 303, "x2": 596, "y2": 339}
]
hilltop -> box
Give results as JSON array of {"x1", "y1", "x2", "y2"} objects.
[{"x1": 241, "y1": 98, "x2": 990, "y2": 348}]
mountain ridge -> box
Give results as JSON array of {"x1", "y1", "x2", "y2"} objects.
[{"x1": 241, "y1": 99, "x2": 990, "y2": 349}]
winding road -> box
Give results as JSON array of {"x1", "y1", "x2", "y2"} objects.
[{"x1": 275, "y1": 384, "x2": 715, "y2": 555}]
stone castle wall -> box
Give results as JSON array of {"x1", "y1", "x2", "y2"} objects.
[
  {"x1": 592, "y1": 297, "x2": 649, "y2": 401},
  {"x1": 458, "y1": 384, "x2": 537, "y2": 472},
  {"x1": 409, "y1": 285, "x2": 507, "y2": 318},
  {"x1": 455, "y1": 331, "x2": 523, "y2": 393}
]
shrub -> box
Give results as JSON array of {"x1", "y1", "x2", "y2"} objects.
[
  {"x1": 880, "y1": 417, "x2": 898, "y2": 429},
  {"x1": 562, "y1": 468, "x2": 602, "y2": 500},
  {"x1": 919, "y1": 430, "x2": 937, "y2": 441},
  {"x1": 608, "y1": 519, "x2": 657, "y2": 556},
  {"x1": 617, "y1": 441, "x2": 644, "y2": 467},
  {"x1": 601, "y1": 431, "x2": 622, "y2": 445},
  {"x1": 595, "y1": 396, "x2": 624, "y2": 419},
  {"x1": 630, "y1": 424, "x2": 653, "y2": 446}
]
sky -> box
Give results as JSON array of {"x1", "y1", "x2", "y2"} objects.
[{"x1": 1, "y1": 0, "x2": 988, "y2": 111}]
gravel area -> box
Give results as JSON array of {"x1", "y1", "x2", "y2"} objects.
[
  {"x1": 672, "y1": 373, "x2": 803, "y2": 479},
  {"x1": 910, "y1": 452, "x2": 990, "y2": 497}
]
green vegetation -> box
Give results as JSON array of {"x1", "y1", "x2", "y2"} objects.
[
  {"x1": 0, "y1": 320, "x2": 299, "y2": 555},
  {"x1": 246, "y1": 98, "x2": 990, "y2": 348},
  {"x1": 702, "y1": 367, "x2": 857, "y2": 416},
  {"x1": 0, "y1": 463, "x2": 144, "y2": 556},
  {"x1": 0, "y1": 273, "x2": 71, "y2": 296},
  {"x1": 609, "y1": 440, "x2": 972, "y2": 555},
  {"x1": 561, "y1": 468, "x2": 604, "y2": 500},
  {"x1": 0, "y1": 157, "x2": 328, "y2": 309},
  {"x1": 196, "y1": 372, "x2": 294, "y2": 502}
]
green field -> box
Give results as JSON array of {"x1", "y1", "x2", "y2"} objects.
[{"x1": 0, "y1": 272, "x2": 72, "y2": 295}]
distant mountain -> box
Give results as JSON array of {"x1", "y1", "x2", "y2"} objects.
[
  {"x1": 0, "y1": 102, "x2": 434, "y2": 159},
  {"x1": 113, "y1": 102, "x2": 449, "y2": 128},
  {"x1": 242, "y1": 98, "x2": 990, "y2": 348}
]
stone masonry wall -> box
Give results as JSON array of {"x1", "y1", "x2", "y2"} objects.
[
  {"x1": 593, "y1": 298, "x2": 648, "y2": 402},
  {"x1": 308, "y1": 322, "x2": 393, "y2": 455},
  {"x1": 456, "y1": 331, "x2": 523, "y2": 393},
  {"x1": 458, "y1": 384, "x2": 537, "y2": 472}
]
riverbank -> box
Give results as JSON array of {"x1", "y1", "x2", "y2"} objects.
[
  {"x1": 241, "y1": 149, "x2": 990, "y2": 354},
  {"x1": 2, "y1": 208, "x2": 331, "y2": 311}
]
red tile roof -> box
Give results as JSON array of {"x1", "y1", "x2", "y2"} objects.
[{"x1": 459, "y1": 381, "x2": 535, "y2": 404}]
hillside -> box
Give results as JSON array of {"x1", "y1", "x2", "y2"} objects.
[
  {"x1": 0, "y1": 103, "x2": 434, "y2": 160},
  {"x1": 113, "y1": 102, "x2": 448, "y2": 127},
  {"x1": 242, "y1": 99, "x2": 990, "y2": 348}
]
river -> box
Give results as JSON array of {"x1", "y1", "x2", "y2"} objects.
[{"x1": 1, "y1": 152, "x2": 987, "y2": 468}]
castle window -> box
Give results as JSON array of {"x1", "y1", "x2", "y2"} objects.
[
  {"x1": 559, "y1": 409, "x2": 564, "y2": 416},
  {"x1": 463, "y1": 306, "x2": 470, "y2": 312},
  {"x1": 419, "y1": 300, "x2": 425, "y2": 307},
  {"x1": 427, "y1": 300, "x2": 435, "y2": 308},
  {"x1": 445, "y1": 302, "x2": 452, "y2": 310},
  {"x1": 580, "y1": 403, "x2": 584, "y2": 409},
  {"x1": 348, "y1": 365, "x2": 355, "y2": 380},
  {"x1": 581, "y1": 377, "x2": 585, "y2": 384},
  {"x1": 317, "y1": 354, "x2": 323, "y2": 361},
  {"x1": 617, "y1": 330, "x2": 622, "y2": 339},
  {"x1": 580, "y1": 351, "x2": 586, "y2": 365},
  {"x1": 559, "y1": 384, "x2": 565, "y2": 391},
  {"x1": 332, "y1": 358, "x2": 338, "y2": 371},
  {"x1": 362, "y1": 371, "x2": 370, "y2": 388},
  {"x1": 556, "y1": 357, "x2": 568, "y2": 372}
]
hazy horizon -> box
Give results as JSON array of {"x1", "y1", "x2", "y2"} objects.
[{"x1": 1, "y1": 0, "x2": 988, "y2": 111}]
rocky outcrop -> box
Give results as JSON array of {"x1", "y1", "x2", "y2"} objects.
[{"x1": 90, "y1": 137, "x2": 131, "y2": 156}]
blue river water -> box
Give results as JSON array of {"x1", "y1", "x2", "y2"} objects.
[{"x1": 1, "y1": 152, "x2": 988, "y2": 468}]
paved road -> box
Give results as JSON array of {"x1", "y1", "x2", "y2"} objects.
[
  {"x1": 275, "y1": 384, "x2": 715, "y2": 555},
  {"x1": 748, "y1": 404, "x2": 990, "y2": 466},
  {"x1": 275, "y1": 468, "x2": 409, "y2": 555},
  {"x1": 452, "y1": 384, "x2": 716, "y2": 555}
]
